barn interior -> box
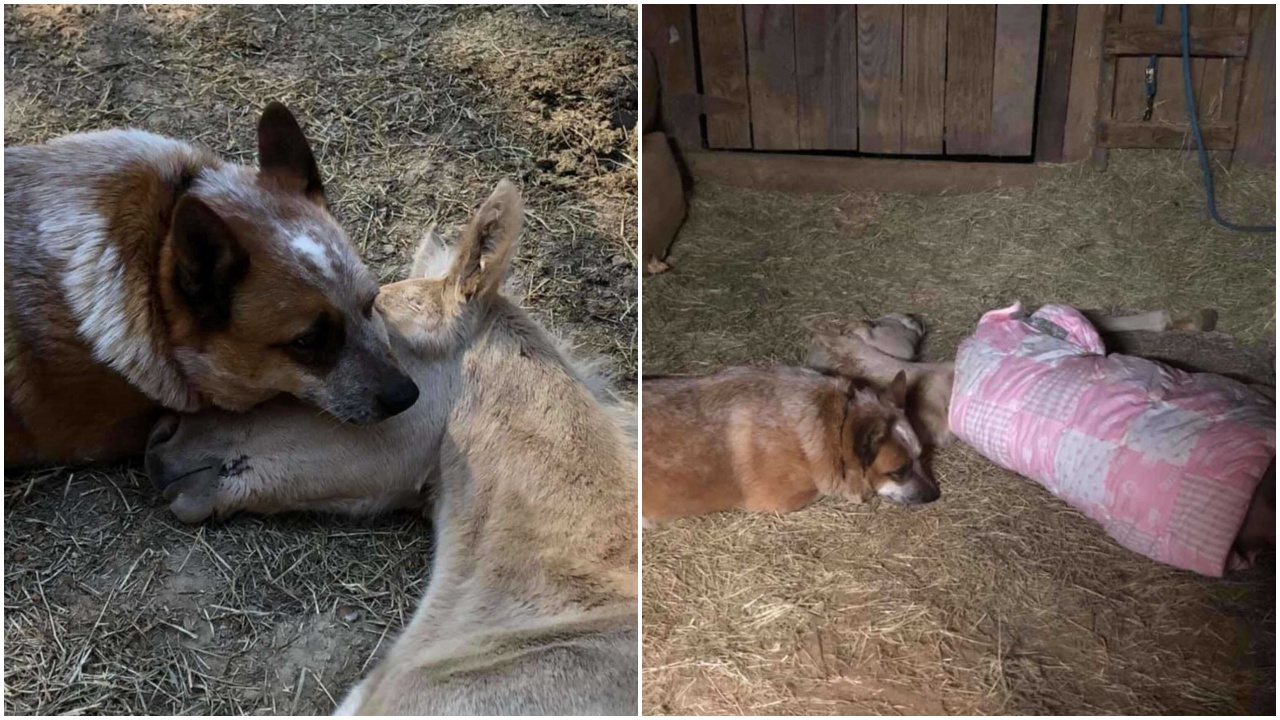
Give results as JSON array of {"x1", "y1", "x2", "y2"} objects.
[{"x1": 641, "y1": 5, "x2": 1275, "y2": 715}]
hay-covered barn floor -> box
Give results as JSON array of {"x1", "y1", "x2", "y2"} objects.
[
  {"x1": 642, "y1": 151, "x2": 1275, "y2": 715},
  {"x1": 4, "y1": 5, "x2": 636, "y2": 714}
]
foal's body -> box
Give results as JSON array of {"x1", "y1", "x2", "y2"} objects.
[{"x1": 146, "y1": 182, "x2": 637, "y2": 714}]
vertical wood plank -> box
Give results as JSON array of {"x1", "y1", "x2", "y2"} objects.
[
  {"x1": 1199, "y1": 5, "x2": 1235, "y2": 121},
  {"x1": 641, "y1": 5, "x2": 701, "y2": 149},
  {"x1": 1215, "y1": 6, "x2": 1252, "y2": 166},
  {"x1": 902, "y1": 5, "x2": 946, "y2": 154},
  {"x1": 1188, "y1": 5, "x2": 1214, "y2": 117},
  {"x1": 945, "y1": 5, "x2": 996, "y2": 155},
  {"x1": 745, "y1": 5, "x2": 800, "y2": 150},
  {"x1": 1112, "y1": 4, "x2": 1155, "y2": 123},
  {"x1": 857, "y1": 5, "x2": 904, "y2": 154},
  {"x1": 1234, "y1": 4, "x2": 1276, "y2": 166},
  {"x1": 1091, "y1": 5, "x2": 1124, "y2": 167},
  {"x1": 990, "y1": 5, "x2": 1042, "y2": 156},
  {"x1": 697, "y1": 5, "x2": 752, "y2": 149},
  {"x1": 1035, "y1": 4, "x2": 1078, "y2": 162},
  {"x1": 1151, "y1": 5, "x2": 1187, "y2": 125},
  {"x1": 795, "y1": 5, "x2": 858, "y2": 150},
  {"x1": 1219, "y1": 5, "x2": 1252, "y2": 121},
  {"x1": 1063, "y1": 5, "x2": 1107, "y2": 161}
]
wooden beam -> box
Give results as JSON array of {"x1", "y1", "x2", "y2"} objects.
[
  {"x1": 641, "y1": 5, "x2": 701, "y2": 150},
  {"x1": 684, "y1": 152, "x2": 1051, "y2": 195},
  {"x1": 795, "y1": 5, "x2": 858, "y2": 150},
  {"x1": 902, "y1": 5, "x2": 947, "y2": 154},
  {"x1": 1103, "y1": 26, "x2": 1250, "y2": 57},
  {"x1": 1151, "y1": 6, "x2": 1187, "y2": 128},
  {"x1": 1063, "y1": 5, "x2": 1107, "y2": 162},
  {"x1": 1214, "y1": 5, "x2": 1253, "y2": 167},
  {"x1": 1097, "y1": 121, "x2": 1236, "y2": 149},
  {"x1": 696, "y1": 5, "x2": 751, "y2": 149},
  {"x1": 945, "y1": 5, "x2": 996, "y2": 154},
  {"x1": 744, "y1": 5, "x2": 800, "y2": 150},
  {"x1": 1111, "y1": 5, "x2": 1154, "y2": 124},
  {"x1": 1091, "y1": 6, "x2": 1124, "y2": 168},
  {"x1": 857, "y1": 5, "x2": 904, "y2": 153},
  {"x1": 1035, "y1": 4, "x2": 1078, "y2": 163},
  {"x1": 990, "y1": 5, "x2": 1042, "y2": 156},
  {"x1": 1234, "y1": 4, "x2": 1276, "y2": 166}
]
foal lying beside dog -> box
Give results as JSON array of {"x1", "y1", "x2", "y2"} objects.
[
  {"x1": 808, "y1": 313, "x2": 955, "y2": 447},
  {"x1": 809, "y1": 307, "x2": 1275, "y2": 576},
  {"x1": 642, "y1": 366, "x2": 939, "y2": 524},
  {"x1": 146, "y1": 181, "x2": 637, "y2": 714}
]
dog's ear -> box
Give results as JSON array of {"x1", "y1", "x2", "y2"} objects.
[
  {"x1": 851, "y1": 414, "x2": 888, "y2": 470},
  {"x1": 257, "y1": 101, "x2": 325, "y2": 203},
  {"x1": 170, "y1": 196, "x2": 250, "y2": 330},
  {"x1": 447, "y1": 180, "x2": 524, "y2": 301},
  {"x1": 884, "y1": 370, "x2": 908, "y2": 409}
]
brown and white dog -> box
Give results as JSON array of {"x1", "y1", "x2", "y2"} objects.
[
  {"x1": 642, "y1": 366, "x2": 939, "y2": 525},
  {"x1": 4, "y1": 103, "x2": 418, "y2": 468}
]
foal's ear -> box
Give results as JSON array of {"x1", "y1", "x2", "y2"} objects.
[
  {"x1": 411, "y1": 225, "x2": 455, "y2": 280},
  {"x1": 885, "y1": 370, "x2": 908, "y2": 409},
  {"x1": 448, "y1": 180, "x2": 524, "y2": 301}
]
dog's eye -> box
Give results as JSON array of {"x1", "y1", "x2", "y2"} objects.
[
  {"x1": 889, "y1": 465, "x2": 909, "y2": 479},
  {"x1": 291, "y1": 328, "x2": 320, "y2": 350}
]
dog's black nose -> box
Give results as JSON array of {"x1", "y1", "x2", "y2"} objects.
[
  {"x1": 376, "y1": 375, "x2": 420, "y2": 417},
  {"x1": 913, "y1": 480, "x2": 941, "y2": 504}
]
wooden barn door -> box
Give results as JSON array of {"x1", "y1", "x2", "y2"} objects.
[{"x1": 695, "y1": 5, "x2": 1043, "y2": 157}]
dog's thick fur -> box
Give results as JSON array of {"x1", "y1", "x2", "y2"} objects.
[
  {"x1": 642, "y1": 366, "x2": 938, "y2": 524},
  {"x1": 5, "y1": 103, "x2": 417, "y2": 468},
  {"x1": 145, "y1": 181, "x2": 637, "y2": 714}
]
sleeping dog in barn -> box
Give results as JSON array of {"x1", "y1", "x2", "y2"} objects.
[{"x1": 642, "y1": 365, "x2": 940, "y2": 525}]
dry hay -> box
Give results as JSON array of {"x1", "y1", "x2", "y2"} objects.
[
  {"x1": 4, "y1": 4, "x2": 636, "y2": 714},
  {"x1": 642, "y1": 151, "x2": 1275, "y2": 715}
]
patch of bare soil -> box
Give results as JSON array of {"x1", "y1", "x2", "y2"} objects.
[
  {"x1": 642, "y1": 152, "x2": 1274, "y2": 715},
  {"x1": 4, "y1": 4, "x2": 635, "y2": 714}
]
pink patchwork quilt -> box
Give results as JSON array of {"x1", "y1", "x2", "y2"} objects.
[{"x1": 950, "y1": 303, "x2": 1275, "y2": 577}]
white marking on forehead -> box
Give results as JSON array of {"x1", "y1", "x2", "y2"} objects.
[{"x1": 289, "y1": 233, "x2": 337, "y2": 278}]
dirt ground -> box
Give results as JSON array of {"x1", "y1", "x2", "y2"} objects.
[
  {"x1": 643, "y1": 152, "x2": 1275, "y2": 715},
  {"x1": 3, "y1": 4, "x2": 636, "y2": 714}
]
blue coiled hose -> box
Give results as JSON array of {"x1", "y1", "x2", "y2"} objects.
[{"x1": 1178, "y1": 5, "x2": 1274, "y2": 233}]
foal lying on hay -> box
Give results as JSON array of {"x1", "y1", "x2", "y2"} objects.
[
  {"x1": 146, "y1": 181, "x2": 638, "y2": 714},
  {"x1": 811, "y1": 306, "x2": 1275, "y2": 577}
]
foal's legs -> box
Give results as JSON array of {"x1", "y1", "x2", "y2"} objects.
[{"x1": 145, "y1": 400, "x2": 437, "y2": 523}]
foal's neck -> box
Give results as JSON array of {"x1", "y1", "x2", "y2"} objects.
[{"x1": 432, "y1": 305, "x2": 636, "y2": 613}]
